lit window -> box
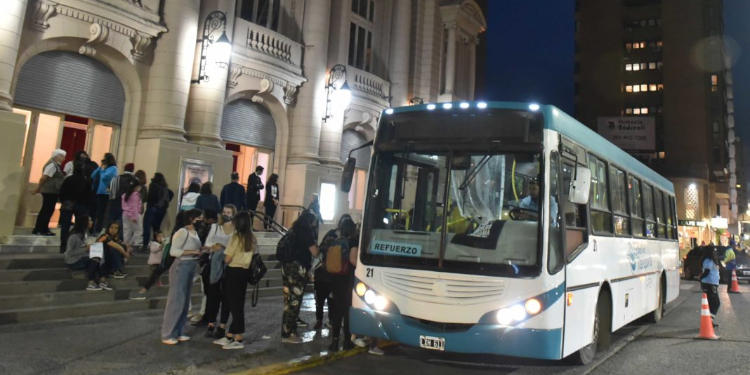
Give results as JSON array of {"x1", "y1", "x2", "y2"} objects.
[
  {"x1": 640, "y1": 63, "x2": 647, "y2": 70},
  {"x1": 626, "y1": 85, "x2": 633, "y2": 93},
  {"x1": 640, "y1": 84, "x2": 648, "y2": 92},
  {"x1": 641, "y1": 107, "x2": 648, "y2": 114},
  {"x1": 656, "y1": 41, "x2": 663, "y2": 47},
  {"x1": 625, "y1": 108, "x2": 633, "y2": 114},
  {"x1": 633, "y1": 64, "x2": 640, "y2": 71},
  {"x1": 626, "y1": 43, "x2": 632, "y2": 50},
  {"x1": 633, "y1": 85, "x2": 640, "y2": 93},
  {"x1": 711, "y1": 74, "x2": 718, "y2": 85},
  {"x1": 640, "y1": 42, "x2": 646, "y2": 48},
  {"x1": 657, "y1": 83, "x2": 664, "y2": 90},
  {"x1": 626, "y1": 64, "x2": 632, "y2": 71},
  {"x1": 649, "y1": 62, "x2": 656, "y2": 70},
  {"x1": 319, "y1": 182, "x2": 337, "y2": 221},
  {"x1": 634, "y1": 108, "x2": 641, "y2": 115},
  {"x1": 649, "y1": 84, "x2": 657, "y2": 92},
  {"x1": 658, "y1": 151, "x2": 666, "y2": 159}
]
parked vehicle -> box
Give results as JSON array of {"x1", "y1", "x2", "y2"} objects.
[{"x1": 682, "y1": 246, "x2": 728, "y2": 284}]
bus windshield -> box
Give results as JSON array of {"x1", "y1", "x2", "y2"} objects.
[{"x1": 361, "y1": 150, "x2": 543, "y2": 277}]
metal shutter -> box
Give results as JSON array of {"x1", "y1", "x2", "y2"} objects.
[
  {"x1": 13, "y1": 51, "x2": 125, "y2": 124},
  {"x1": 340, "y1": 129, "x2": 370, "y2": 169},
  {"x1": 220, "y1": 99, "x2": 276, "y2": 149}
]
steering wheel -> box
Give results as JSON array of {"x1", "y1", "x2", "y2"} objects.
[{"x1": 509, "y1": 207, "x2": 539, "y2": 221}]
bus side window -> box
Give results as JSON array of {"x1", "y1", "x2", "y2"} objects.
[{"x1": 561, "y1": 160, "x2": 588, "y2": 259}]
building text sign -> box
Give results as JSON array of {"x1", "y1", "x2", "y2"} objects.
[{"x1": 596, "y1": 117, "x2": 655, "y2": 151}]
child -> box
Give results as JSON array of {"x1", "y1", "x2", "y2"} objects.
[
  {"x1": 147, "y1": 232, "x2": 165, "y2": 273},
  {"x1": 97, "y1": 222, "x2": 129, "y2": 279},
  {"x1": 122, "y1": 183, "x2": 143, "y2": 253}
]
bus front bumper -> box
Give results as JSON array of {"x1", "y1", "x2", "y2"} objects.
[{"x1": 350, "y1": 307, "x2": 562, "y2": 360}]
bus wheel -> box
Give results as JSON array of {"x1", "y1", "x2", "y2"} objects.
[
  {"x1": 646, "y1": 276, "x2": 665, "y2": 323},
  {"x1": 571, "y1": 290, "x2": 611, "y2": 365}
]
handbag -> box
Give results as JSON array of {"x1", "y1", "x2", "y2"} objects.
[{"x1": 248, "y1": 253, "x2": 267, "y2": 307}]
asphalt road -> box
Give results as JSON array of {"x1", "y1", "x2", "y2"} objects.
[{"x1": 299, "y1": 280, "x2": 750, "y2": 375}]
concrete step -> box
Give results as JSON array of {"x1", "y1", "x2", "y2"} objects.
[
  {"x1": 0, "y1": 244, "x2": 60, "y2": 254},
  {"x1": 0, "y1": 284, "x2": 290, "y2": 325}
]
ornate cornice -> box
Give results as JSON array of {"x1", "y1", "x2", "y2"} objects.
[{"x1": 228, "y1": 62, "x2": 306, "y2": 105}]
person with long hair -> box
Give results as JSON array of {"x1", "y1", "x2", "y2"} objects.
[
  {"x1": 63, "y1": 215, "x2": 112, "y2": 291},
  {"x1": 281, "y1": 210, "x2": 319, "y2": 344},
  {"x1": 143, "y1": 172, "x2": 170, "y2": 250},
  {"x1": 180, "y1": 183, "x2": 201, "y2": 210},
  {"x1": 121, "y1": 182, "x2": 143, "y2": 254},
  {"x1": 32, "y1": 149, "x2": 66, "y2": 235},
  {"x1": 212, "y1": 211, "x2": 256, "y2": 350},
  {"x1": 161, "y1": 209, "x2": 204, "y2": 345},
  {"x1": 326, "y1": 215, "x2": 359, "y2": 351},
  {"x1": 700, "y1": 245, "x2": 721, "y2": 326},
  {"x1": 196, "y1": 182, "x2": 221, "y2": 217},
  {"x1": 203, "y1": 204, "x2": 236, "y2": 339},
  {"x1": 58, "y1": 161, "x2": 93, "y2": 253},
  {"x1": 97, "y1": 222, "x2": 129, "y2": 279},
  {"x1": 313, "y1": 214, "x2": 353, "y2": 331},
  {"x1": 91, "y1": 153, "x2": 117, "y2": 233},
  {"x1": 264, "y1": 173, "x2": 280, "y2": 230}
]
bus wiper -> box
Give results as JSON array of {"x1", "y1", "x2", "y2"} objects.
[{"x1": 458, "y1": 155, "x2": 492, "y2": 190}]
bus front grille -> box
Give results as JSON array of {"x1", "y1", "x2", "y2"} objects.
[{"x1": 382, "y1": 270, "x2": 505, "y2": 305}]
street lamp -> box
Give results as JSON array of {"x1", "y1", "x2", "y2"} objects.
[
  {"x1": 192, "y1": 11, "x2": 232, "y2": 84},
  {"x1": 323, "y1": 64, "x2": 352, "y2": 122}
]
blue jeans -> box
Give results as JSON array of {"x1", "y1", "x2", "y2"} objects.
[
  {"x1": 68, "y1": 257, "x2": 101, "y2": 282},
  {"x1": 103, "y1": 246, "x2": 124, "y2": 275},
  {"x1": 161, "y1": 258, "x2": 198, "y2": 340},
  {"x1": 142, "y1": 206, "x2": 166, "y2": 248}
]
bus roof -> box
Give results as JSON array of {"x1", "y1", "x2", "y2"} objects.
[{"x1": 386, "y1": 101, "x2": 674, "y2": 193}]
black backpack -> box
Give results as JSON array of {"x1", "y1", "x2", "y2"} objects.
[{"x1": 275, "y1": 229, "x2": 296, "y2": 263}]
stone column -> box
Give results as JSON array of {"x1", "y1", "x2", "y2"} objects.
[
  {"x1": 0, "y1": 0, "x2": 28, "y2": 111},
  {"x1": 288, "y1": 0, "x2": 331, "y2": 163},
  {"x1": 468, "y1": 37, "x2": 476, "y2": 100},
  {"x1": 442, "y1": 25, "x2": 457, "y2": 99},
  {"x1": 389, "y1": 0, "x2": 412, "y2": 107},
  {"x1": 185, "y1": 0, "x2": 236, "y2": 148},
  {"x1": 138, "y1": 0, "x2": 201, "y2": 141}
]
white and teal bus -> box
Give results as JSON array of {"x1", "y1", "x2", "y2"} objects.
[{"x1": 342, "y1": 101, "x2": 680, "y2": 364}]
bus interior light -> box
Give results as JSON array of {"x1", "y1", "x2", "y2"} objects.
[
  {"x1": 476, "y1": 102, "x2": 487, "y2": 109},
  {"x1": 355, "y1": 282, "x2": 367, "y2": 297},
  {"x1": 426, "y1": 103, "x2": 436, "y2": 110},
  {"x1": 459, "y1": 102, "x2": 470, "y2": 109},
  {"x1": 525, "y1": 298, "x2": 542, "y2": 315},
  {"x1": 442, "y1": 103, "x2": 453, "y2": 110}
]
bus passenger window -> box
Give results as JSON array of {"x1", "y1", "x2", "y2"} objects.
[
  {"x1": 642, "y1": 183, "x2": 655, "y2": 238},
  {"x1": 628, "y1": 175, "x2": 644, "y2": 237},
  {"x1": 588, "y1": 156, "x2": 612, "y2": 234}
]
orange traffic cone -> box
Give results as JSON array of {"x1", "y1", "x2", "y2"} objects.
[
  {"x1": 696, "y1": 293, "x2": 719, "y2": 340},
  {"x1": 729, "y1": 270, "x2": 741, "y2": 293}
]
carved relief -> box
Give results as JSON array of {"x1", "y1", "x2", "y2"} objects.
[
  {"x1": 227, "y1": 65, "x2": 243, "y2": 89},
  {"x1": 283, "y1": 85, "x2": 298, "y2": 105},
  {"x1": 32, "y1": 0, "x2": 57, "y2": 31},
  {"x1": 130, "y1": 33, "x2": 152, "y2": 62},
  {"x1": 229, "y1": 63, "x2": 303, "y2": 106},
  {"x1": 251, "y1": 79, "x2": 274, "y2": 103},
  {"x1": 78, "y1": 23, "x2": 109, "y2": 57}
]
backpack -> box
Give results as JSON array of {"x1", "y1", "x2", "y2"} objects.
[
  {"x1": 110, "y1": 173, "x2": 136, "y2": 200},
  {"x1": 275, "y1": 229, "x2": 296, "y2": 263},
  {"x1": 325, "y1": 233, "x2": 351, "y2": 275}
]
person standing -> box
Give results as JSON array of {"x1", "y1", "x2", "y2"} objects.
[
  {"x1": 32, "y1": 149, "x2": 66, "y2": 236},
  {"x1": 281, "y1": 210, "x2": 319, "y2": 344},
  {"x1": 196, "y1": 182, "x2": 221, "y2": 217},
  {"x1": 58, "y1": 161, "x2": 92, "y2": 253},
  {"x1": 180, "y1": 183, "x2": 201, "y2": 210},
  {"x1": 246, "y1": 166, "x2": 264, "y2": 213},
  {"x1": 264, "y1": 174, "x2": 280, "y2": 230},
  {"x1": 106, "y1": 163, "x2": 136, "y2": 231},
  {"x1": 700, "y1": 246, "x2": 721, "y2": 327},
  {"x1": 121, "y1": 183, "x2": 143, "y2": 254},
  {"x1": 220, "y1": 172, "x2": 246, "y2": 211},
  {"x1": 724, "y1": 244, "x2": 737, "y2": 293},
  {"x1": 203, "y1": 205, "x2": 236, "y2": 339},
  {"x1": 326, "y1": 216, "x2": 359, "y2": 351},
  {"x1": 63, "y1": 150, "x2": 92, "y2": 177},
  {"x1": 91, "y1": 154, "x2": 118, "y2": 234},
  {"x1": 212, "y1": 211, "x2": 256, "y2": 350},
  {"x1": 143, "y1": 172, "x2": 171, "y2": 249},
  {"x1": 161, "y1": 209, "x2": 204, "y2": 345}
]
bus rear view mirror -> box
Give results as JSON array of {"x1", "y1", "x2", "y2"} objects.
[
  {"x1": 568, "y1": 166, "x2": 591, "y2": 205},
  {"x1": 341, "y1": 157, "x2": 356, "y2": 193}
]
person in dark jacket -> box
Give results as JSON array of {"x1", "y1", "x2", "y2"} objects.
[
  {"x1": 143, "y1": 172, "x2": 171, "y2": 249},
  {"x1": 326, "y1": 215, "x2": 359, "y2": 352},
  {"x1": 33, "y1": 149, "x2": 66, "y2": 235},
  {"x1": 58, "y1": 161, "x2": 93, "y2": 253},
  {"x1": 281, "y1": 210, "x2": 319, "y2": 344},
  {"x1": 264, "y1": 173, "x2": 280, "y2": 230},
  {"x1": 220, "y1": 172, "x2": 246, "y2": 211},
  {"x1": 246, "y1": 166, "x2": 264, "y2": 213},
  {"x1": 196, "y1": 182, "x2": 221, "y2": 217}
]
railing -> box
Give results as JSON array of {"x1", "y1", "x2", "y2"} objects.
[
  {"x1": 347, "y1": 65, "x2": 391, "y2": 103},
  {"x1": 249, "y1": 210, "x2": 288, "y2": 235},
  {"x1": 236, "y1": 18, "x2": 303, "y2": 69}
]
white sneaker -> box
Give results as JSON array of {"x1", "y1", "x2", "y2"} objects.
[
  {"x1": 213, "y1": 337, "x2": 232, "y2": 346},
  {"x1": 161, "y1": 338, "x2": 178, "y2": 345},
  {"x1": 86, "y1": 282, "x2": 101, "y2": 291},
  {"x1": 222, "y1": 340, "x2": 245, "y2": 350},
  {"x1": 353, "y1": 338, "x2": 368, "y2": 348},
  {"x1": 368, "y1": 346, "x2": 385, "y2": 356},
  {"x1": 177, "y1": 335, "x2": 191, "y2": 342}
]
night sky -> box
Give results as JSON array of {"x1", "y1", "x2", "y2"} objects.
[{"x1": 483, "y1": 1, "x2": 749, "y2": 185}]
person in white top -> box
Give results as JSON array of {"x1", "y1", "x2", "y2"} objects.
[
  {"x1": 203, "y1": 204, "x2": 236, "y2": 339},
  {"x1": 32, "y1": 149, "x2": 66, "y2": 235},
  {"x1": 161, "y1": 209, "x2": 205, "y2": 345}
]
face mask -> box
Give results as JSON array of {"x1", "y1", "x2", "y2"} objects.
[{"x1": 222, "y1": 215, "x2": 232, "y2": 222}]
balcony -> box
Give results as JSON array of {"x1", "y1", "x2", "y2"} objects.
[
  {"x1": 231, "y1": 18, "x2": 303, "y2": 79},
  {"x1": 347, "y1": 65, "x2": 391, "y2": 107}
]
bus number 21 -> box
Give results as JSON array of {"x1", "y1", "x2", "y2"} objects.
[{"x1": 366, "y1": 268, "x2": 374, "y2": 278}]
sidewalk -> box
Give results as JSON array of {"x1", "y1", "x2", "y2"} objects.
[{"x1": 0, "y1": 293, "x2": 342, "y2": 375}]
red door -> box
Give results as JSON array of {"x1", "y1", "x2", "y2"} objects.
[{"x1": 60, "y1": 126, "x2": 87, "y2": 166}]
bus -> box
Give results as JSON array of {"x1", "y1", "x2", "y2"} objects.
[{"x1": 341, "y1": 101, "x2": 680, "y2": 364}]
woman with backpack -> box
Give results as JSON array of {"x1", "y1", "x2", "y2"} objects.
[
  {"x1": 212, "y1": 211, "x2": 256, "y2": 350},
  {"x1": 279, "y1": 210, "x2": 319, "y2": 344},
  {"x1": 324, "y1": 215, "x2": 359, "y2": 351},
  {"x1": 313, "y1": 214, "x2": 354, "y2": 330}
]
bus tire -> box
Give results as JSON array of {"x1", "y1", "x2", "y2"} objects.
[
  {"x1": 571, "y1": 289, "x2": 612, "y2": 365},
  {"x1": 646, "y1": 275, "x2": 665, "y2": 323}
]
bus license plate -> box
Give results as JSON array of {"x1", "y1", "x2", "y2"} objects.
[{"x1": 419, "y1": 335, "x2": 445, "y2": 351}]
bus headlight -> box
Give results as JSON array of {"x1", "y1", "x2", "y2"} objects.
[
  {"x1": 525, "y1": 298, "x2": 542, "y2": 315},
  {"x1": 496, "y1": 298, "x2": 544, "y2": 325},
  {"x1": 355, "y1": 282, "x2": 368, "y2": 297},
  {"x1": 374, "y1": 295, "x2": 389, "y2": 311},
  {"x1": 364, "y1": 290, "x2": 376, "y2": 305},
  {"x1": 496, "y1": 308, "x2": 514, "y2": 325}
]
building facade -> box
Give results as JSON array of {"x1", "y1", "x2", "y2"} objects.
[
  {"x1": 574, "y1": 0, "x2": 739, "y2": 247},
  {"x1": 0, "y1": 0, "x2": 486, "y2": 237}
]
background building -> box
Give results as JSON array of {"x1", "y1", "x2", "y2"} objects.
[
  {"x1": 0, "y1": 0, "x2": 486, "y2": 238},
  {"x1": 574, "y1": 0, "x2": 737, "y2": 247}
]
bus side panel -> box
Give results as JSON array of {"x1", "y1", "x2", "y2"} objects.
[{"x1": 563, "y1": 241, "x2": 602, "y2": 358}]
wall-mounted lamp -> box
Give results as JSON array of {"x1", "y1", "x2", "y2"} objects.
[
  {"x1": 323, "y1": 64, "x2": 352, "y2": 122},
  {"x1": 409, "y1": 97, "x2": 424, "y2": 105},
  {"x1": 192, "y1": 10, "x2": 232, "y2": 84}
]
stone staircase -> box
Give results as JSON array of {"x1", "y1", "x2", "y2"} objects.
[{"x1": 0, "y1": 229, "x2": 284, "y2": 325}]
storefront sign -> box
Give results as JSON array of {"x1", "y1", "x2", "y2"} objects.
[
  {"x1": 678, "y1": 220, "x2": 707, "y2": 227},
  {"x1": 596, "y1": 117, "x2": 655, "y2": 151},
  {"x1": 710, "y1": 217, "x2": 728, "y2": 229}
]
